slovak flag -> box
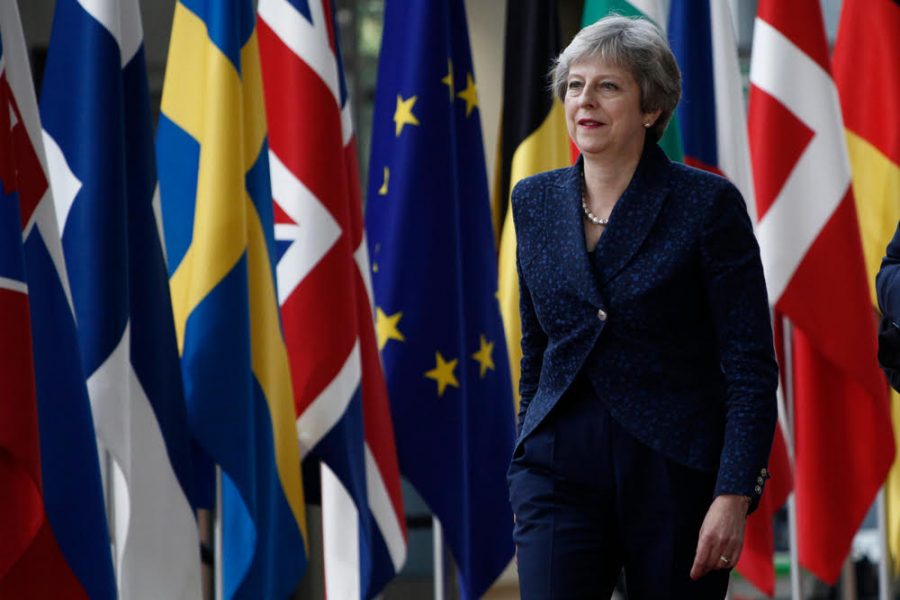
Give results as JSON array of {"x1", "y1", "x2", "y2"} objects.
[
  {"x1": 0, "y1": 22, "x2": 44, "y2": 594},
  {"x1": 257, "y1": 0, "x2": 407, "y2": 597},
  {"x1": 0, "y1": 1, "x2": 115, "y2": 597}
]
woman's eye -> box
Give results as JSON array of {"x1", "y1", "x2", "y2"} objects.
[
  {"x1": 601, "y1": 81, "x2": 618, "y2": 90},
  {"x1": 567, "y1": 81, "x2": 583, "y2": 91}
]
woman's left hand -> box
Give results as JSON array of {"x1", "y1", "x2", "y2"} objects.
[{"x1": 689, "y1": 494, "x2": 750, "y2": 580}]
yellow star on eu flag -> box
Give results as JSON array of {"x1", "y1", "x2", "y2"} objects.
[
  {"x1": 379, "y1": 166, "x2": 390, "y2": 195},
  {"x1": 425, "y1": 352, "x2": 459, "y2": 397},
  {"x1": 376, "y1": 307, "x2": 405, "y2": 350},
  {"x1": 441, "y1": 59, "x2": 454, "y2": 99},
  {"x1": 471, "y1": 334, "x2": 495, "y2": 378},
  {"x1": 457, "y1": 73, "x2": 478, "y2": 117},
  {"x1": 394, "y1": 94, "x2": 420, "y2": 137}
]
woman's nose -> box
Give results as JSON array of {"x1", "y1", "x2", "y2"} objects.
[{"x1": 578, "y1": 91, "x2": 596, "y2": 108}]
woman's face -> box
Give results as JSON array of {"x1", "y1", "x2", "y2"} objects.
[{"x1": 564, "y1": 58, "x2": 660, "y2": 159}]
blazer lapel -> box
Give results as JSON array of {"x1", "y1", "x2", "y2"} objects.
[
  {"x1": 592, "y1": 142, "x2": 671, "y2": 286},
  {"x1": 546, "y1": 157, "x2": 603, "y2": 306}
]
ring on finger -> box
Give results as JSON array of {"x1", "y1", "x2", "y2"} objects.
[{"x1": 718, "y1": 555, "x2": 731, "y2": 565}]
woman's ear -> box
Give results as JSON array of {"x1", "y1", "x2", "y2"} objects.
[{"x1": 643, "y1": 109, "x2": 663, "y2": 128}]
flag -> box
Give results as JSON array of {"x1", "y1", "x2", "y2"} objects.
[
  {"x1": 580, "y1": 0, "x2": 683, "y2": 162},
  {"x1": 667, "y1": 2, "x2": 790, "y2": 593},
  {"x1": 668, "y1": 0, "x2": 754, "y2": 209},
  {"x1": 833, "y1": 0, "x2": 900, "y2": 572},
  {"x1": 157, "y1": 1, "x2": 308, "y2": 597},
  {"x1": 494, "y1": 0, "x2": 570, "y2": 414},
  {"x1": 0, "y1": 1, "x2": 115, "y2": 597},
  {"x1": 740, "y1": 411, "x2": 793, "y2": 596},
  {"x1": 365, "y1": 0, "x2": 517, "y2": 596},
  {"x1": 257, "y1": 0, "x2": 407, "y2": 596},
  {"x1": 749, "y1": 0, "x2": 895, "y2": 584},
  {"x1": 0, "y1": 25, "x2": 43, "y2": 591},
  {"x1": 38, "y1": 0, "x2": 202, "y2": 597}
]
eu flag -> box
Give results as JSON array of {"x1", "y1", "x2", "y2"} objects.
[{"x1": 365, "y1": 1, "x2": 516, "y2": 597}]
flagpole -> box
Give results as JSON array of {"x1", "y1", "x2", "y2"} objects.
[
  {"x1": 840, "y1": 557, "x2": 856, "y2": 600},
  {"x1": 433, "y1": 516, "x2": 445, "y2": 600},
  {"x1": 215, "y1": 467, "x2": 223, "y2": 600},
  {"x1": 782, "y1": 317, "x2": 802, "y2": 600},
  {"x1": 105, "y1": 448, "x2": 118, "y2": 576},
  {"x1": 877, "y1": 487, "x2": 891, "y2": 600}
]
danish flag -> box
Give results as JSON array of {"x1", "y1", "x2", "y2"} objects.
[
  {"x1": 257, "y1": 0, "x2": 407, "y2": 597},
  {"x1": 749, "y1": 0, "x2": 894, "y2": 585}
]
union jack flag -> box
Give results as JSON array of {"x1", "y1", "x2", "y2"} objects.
[{"x1": 257, "y1": 0, "x2": 407, "y2": 597}]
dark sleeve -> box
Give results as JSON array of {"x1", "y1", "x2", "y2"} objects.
[
  {"x1": 512, "y1": 184, "x2": 548, "y2": 433},
  {"x1": 699, "y1": 183, "x2": 779, "y2": 511},
  {"x1": 877, "y1": 221, "x2": 900, "y2": 323}
]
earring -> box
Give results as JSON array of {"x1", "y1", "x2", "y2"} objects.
[{"x1": 643, "y1": 122, "x2": 651, "y2": 128}]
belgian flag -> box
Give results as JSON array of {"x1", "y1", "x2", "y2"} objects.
[{"x1": 494, "y1": 0, "x2": 572, "y2": 411}]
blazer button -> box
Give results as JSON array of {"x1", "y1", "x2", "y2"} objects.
[
  {"x1": 754, "y1": 485, "x2": 762, "y2": 494},
  {"x1": 597, "y1": 308, "x2": 607, "y2": 322}
]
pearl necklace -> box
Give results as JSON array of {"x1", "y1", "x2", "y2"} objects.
[{"x1": 581, "y1": 170, "x2": 609, "y2": 226}]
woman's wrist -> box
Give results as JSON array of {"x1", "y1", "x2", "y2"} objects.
[{"x1": 716, "y1": 493, "x2": 752, "y2": 516}]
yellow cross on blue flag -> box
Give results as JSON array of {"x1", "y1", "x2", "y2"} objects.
[
  {"x1": 365, "y1": 0, "x2": 516, "y2": 597},
  {"x1": 156, "y1": 1, "x2": 308, "y2": 597}
]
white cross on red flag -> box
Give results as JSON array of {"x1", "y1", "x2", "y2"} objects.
[{"x1": 747, "y1": 0, "x2": 894, "y2": 586}]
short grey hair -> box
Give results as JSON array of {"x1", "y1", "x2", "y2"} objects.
[{"x1": 552, "y1": 15, "x2": 681, "y2": 143}]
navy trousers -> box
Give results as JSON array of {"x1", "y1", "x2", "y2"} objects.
[{"x1": 507, "y1": 375, "x2": 730, "y2": 599}]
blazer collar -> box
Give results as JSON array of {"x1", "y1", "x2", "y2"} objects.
[{"x1": 555, "y1": 141, "x2": 671, "y2": 297}]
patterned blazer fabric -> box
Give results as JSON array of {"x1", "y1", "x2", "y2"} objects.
[{"x1": 513, "y1": 142, "x2": 778, "y2": 504}]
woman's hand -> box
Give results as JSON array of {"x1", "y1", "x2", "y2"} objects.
[{"x1": 690, "y1": 494, "x2": 750, "y2": 580}]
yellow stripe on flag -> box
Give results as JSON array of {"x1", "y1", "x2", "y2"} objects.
[
  {"x1": 159, "y1": 4, "x2": 206, "y2": 141},
  {"x1": 165, "y1": 4, "x2": 247, "y2": 352},
  {"x1": 887, "y1": 389, "x2": 900, "y2": 573},
  {"x1": 247, "y1": 194, "x2": 308, "y2": 541},
  {"x1": 498, "y1": 99, "x2": 570, "y2": 411},
  {"x1": 846, "y1": 128, "x2": 900, "y2": 572},
  {"x1": 240, "y1": 33, "x2": 269, "y2": 173},
  {"x1": 847, "y1": 129, "x2": 900, "y2": 303}
]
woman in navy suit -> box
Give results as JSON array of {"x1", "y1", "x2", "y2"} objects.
[{"x1": 507, "y1": 16, "x2": 778, "y2": 599}]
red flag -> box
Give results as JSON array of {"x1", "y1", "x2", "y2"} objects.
[
  {"x1": 737, "y1": 317, "x2": 794, "y2": 597},
  {"x1": 0, "y1": 18, "x2": 88, "y2": 597},
  {"x1": 0, "y1": 92, "x2": 43, "y2": 580},
  {"x1": 748, "y1": 0, "x2": 894, "y2": 584},
  {"x1": 833, "y1": 0, "x2": 900, "y2": 569},
  {"x1": 738, "y1": 414, "x2": 792, "y2": 596}
]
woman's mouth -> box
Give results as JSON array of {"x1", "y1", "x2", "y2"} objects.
[{"x1": 578, "y1": 119, "x2": 603, "y2": 128}]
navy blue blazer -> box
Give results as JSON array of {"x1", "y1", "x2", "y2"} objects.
[
  {"x1": 877, "y1": 221, "x2": 900, "y2": 322},
  {"x1": 513, "y1": 142, "x2": 778, "y2": 504}
]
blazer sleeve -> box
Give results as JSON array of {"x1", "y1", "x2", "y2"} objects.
[
  {"x1": 512, "y1": 183, "x2": 548, "y2": 433},
  {"x1": 699, "y1": 183, "x2": 779, "y2": 510},
  {"x1": 877, "y1": 221, "x2": 900, "y2": 323}
]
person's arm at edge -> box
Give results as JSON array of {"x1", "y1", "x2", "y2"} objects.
[
  {"x1": 692, "y1": 182, "x2": 779, "y2": 579},
  {"x1": 876, "y1": 221, "x2": 900, "y2": 322}
]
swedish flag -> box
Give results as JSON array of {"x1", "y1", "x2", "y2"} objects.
[
  {"x1": 365, "y1": 0, "x2": 516, "y2": 597},
  {"x1": 156, "y1": 1, "x2": 307, "y2": 597}
]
